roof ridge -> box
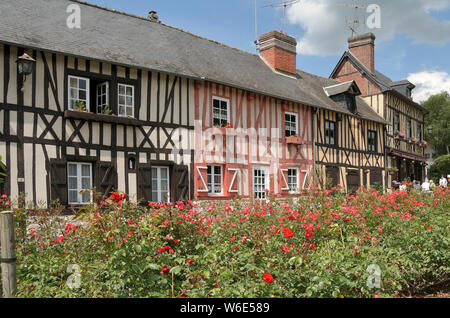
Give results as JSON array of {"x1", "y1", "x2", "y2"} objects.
[
  {"x1": 297, "y1": 68, "x2": 339, "y2": 82},
  {"x1": 70, "y1": 0, "x2": 258, "y2": 58}
]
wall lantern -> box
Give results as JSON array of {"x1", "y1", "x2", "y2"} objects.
[
  {"x1": 17, "y1": 53, "x2": 36, "y2": 76},
  {"x1": 128, "y1": 156, "x2": 136, "y2": 172},
  {"x1": 427, "y1": 126, "x2": 433, "y2": 135},
  {"x1": 16, "y1": 53, "x2": 36, "y2": 91}
]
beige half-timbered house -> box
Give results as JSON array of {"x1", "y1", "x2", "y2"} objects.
[{"x1": 331, "y1": 33, "x2": 429, "y2": 185}]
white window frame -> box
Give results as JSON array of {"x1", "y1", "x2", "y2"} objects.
[
  {"x1": 67, "y1": 162, "x2": 93, "y2": 205},
  {"x1": 288, "y1": 168, "x2": 299, "y2": 194},
  {"x1": 253, "y1": 166, "x2": 269, "y2": 200},
  {"x1": 207, "y1": 165, "x2": 223, "y2": 196},
  {"x1": 68, "y1": 75, "x2": 90, "y2": 111},
  {"x1": 284, "y1": 112, "x2": 298, "y2": 137},
  {"x1": 118, "y1": 83, "x2": 135, "y2": 118},
  {"x1": 96, "y1": 81, "x2": 109, "y2": 114},
  {"x1": 212, "y1": 96, "x2": 230, "y2": 127},
  {"x1": 151, "y1": 166, "x2": 170, "y2": 203}
]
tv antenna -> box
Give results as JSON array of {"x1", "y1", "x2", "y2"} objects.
[
  {"x1": 262, "y1": 0, "x2": 300, "y2": 33},
  {"x1": 336, "y1": 3, "x2": 368, "y2": 37}
]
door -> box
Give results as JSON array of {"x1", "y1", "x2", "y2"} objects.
[
  {"x1": 253, "y1": 166, "x2": 269, "y2": 200},
  {"x1": 325, "y1": 166, "x2": 339, "y2": 189},
  {"x1": 347, "y1": 169, "x2": 360, "y2": 194}
]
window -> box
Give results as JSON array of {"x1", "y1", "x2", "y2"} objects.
[
  {"x1": 212, "y1": 97, "x2": 230, "y2": 127},
  {"x1": 118, "y1": 83, "x2": 135, "y2": 118},
  {"x1": 96, "y1": 82, "x2": 109, "y2": 114},
  {"x1": 368, "y1": 130, "x2": 377, "y2": 152},
  {"x1": 207, "y1": 166, "x2": 223, "y2": 195},
  {"x1": 151, "y1": 167, "x2": 170, "y2": 203},
  {"x1": 288, "y1": 168, "x2": 299, "y2": 193},
  {"x1": 406, "y1": 119, "x2": 412, "y2": 139},
  {"x1": 285, "y1": 113, "x2": 298, "y2": 137},
  {"x1": 325, "y1": 120, "x2": 336, "y2": 145},
  {"x1": 67, "y1": 162, "x2": 92, "y2": 204},
  {"x1": 417, "y1": 123, "x2": 422, "y2": 141},
  {"x1": 393, "y1": 112, "x2": 400, "y2": 134},
  {"x1": 253, "y1": 166, "x2": 269, "y2": 200},
  {"x1": 68, "y1": 76, "x2": 89, "y2": 111}
]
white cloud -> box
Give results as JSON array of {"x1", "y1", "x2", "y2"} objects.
[
  {"x1": 408, "y1": 70, "x2": 450, "y2": 102},
  {"x1": 287, "y1": 0, "x2": 450, "y2": 56}
]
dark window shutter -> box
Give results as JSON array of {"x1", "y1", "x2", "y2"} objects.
[
  {"x1": 326, "y1": 166, "x2": 339, "y2": 188},
  {"x1": 137, "y1": 164, "x2": 152, "y2": 202},
  {"x1": 172, "y1": 164, "x2": 189, "y2": 201},
  {"x1": 50, "y1": 159, "x2": 68, "y2": 205},
  {"x1": 96, "y1": 162, "x2": 117, "y2": 199}
]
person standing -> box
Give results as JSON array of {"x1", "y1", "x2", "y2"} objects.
[
  {"x1": 422, "y1": 179, "x2": 431, "y2": 192},
  {"x1": 439, "y1": 175, "x2": 448, "y2": 188}
]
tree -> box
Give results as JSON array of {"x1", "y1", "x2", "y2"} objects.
[
  {"x1": 422, "y1": 92, "x2": 450, "y2": 156},
  {"x1": 435, "y1": 155, "x2": 450, "y2": 176}
]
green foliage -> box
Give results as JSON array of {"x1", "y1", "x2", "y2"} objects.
[
  {"x1": 428, "y1": 163, "x2": 441, "y2": 184},
  {"x1": 422, "y1": 92, "x2": 450, "y2": 156},
  {"x1": 435, "y1": 155, "x2": 450, "y2": 176},
  {"x1": 75, "y1": 100, "x2": 87, "y2": 112},
  {"x1": 12, "y1": 188, "x2": 450, "y2": 298},
  {"x1": 0, "y1": 155, "x2": 6, "y2": 185},
  {"x1": 102, "y1": 105, "x2": 112, "y2": 115}
]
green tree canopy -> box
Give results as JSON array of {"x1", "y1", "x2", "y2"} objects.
[{"x1": 422, "y1": 92, "x2": 450, "y2": 156}]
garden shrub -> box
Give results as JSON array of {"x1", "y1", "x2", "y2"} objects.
[{"x1": 9, "y1": 187, "x2": 450, "y2": 298}]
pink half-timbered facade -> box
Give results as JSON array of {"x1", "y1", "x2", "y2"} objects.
[{"x1": 193, "y1": 81, "x2": 314, "y2": 201}]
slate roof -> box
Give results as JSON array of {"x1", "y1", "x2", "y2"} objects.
[{"x1": 0, "y1": 0, "x2": 386, "y2": 124}]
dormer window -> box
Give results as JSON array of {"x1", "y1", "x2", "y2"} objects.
[{"x1": 324, "y1": 81, "x2": 361, "y2": 114}]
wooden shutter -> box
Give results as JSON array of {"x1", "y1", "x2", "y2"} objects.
[
  {"x1": 50, "y1": 159, "x2": 68, "y2": 205},
  {"x1": 137, "y1": 164, "x2": 152, "y2": 202},
  {"x1": 96, "y1": 162, "x2": 117, "y2": 199},
  {"x1": 172, "y1": 164, "x2": 189, "y2": 201}
]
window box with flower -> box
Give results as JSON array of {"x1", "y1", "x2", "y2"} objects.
[
  {"x1": 394, "y1": 131, "x2": 406, "y2": 140},
  {"x1": 286, "y1": 135, "x2": 305, "y2": 145}
]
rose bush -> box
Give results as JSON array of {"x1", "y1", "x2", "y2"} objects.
[{"x1": 7, "y1": 187, "x2": 450, "y2": 298}]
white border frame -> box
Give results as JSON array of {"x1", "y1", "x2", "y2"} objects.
[
  {"x1": 151, "y1": 166, "x2": 170, "y2": 203},
  {"x1": 284, "y1": 111, "x2": 299, "y2": 137},
  {"x1": 68, "y1": 75, "x2": 90, "y2": 111},
  {"x1": 67, "y1": 162, "x2": 93, "y2": 205},
  {"x1": 118, "y1": 83, "x2": 135, "y2": 118},
  {"x1": 212, "y1": 96, "x2": 231, "y2": 126}
]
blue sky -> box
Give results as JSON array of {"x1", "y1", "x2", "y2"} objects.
[{"x1": 89, "y1": 0, "x2": 450, "y2": 101}]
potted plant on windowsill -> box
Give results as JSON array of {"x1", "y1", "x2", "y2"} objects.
[
  {"x1": 394, "y1": 131, "x2": 406, "y2": 140},
  {"x1": 286, "y1": 135, "x2": 305, "y2": 145},
  {"x1": 74, "y1": 100, "x2": 88, "y2": 112}
]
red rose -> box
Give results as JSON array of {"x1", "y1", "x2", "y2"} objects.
[
  {"x1": 282, "y1": 227, "x2": 294, "y2": 238},
  {"x1": 263, "y1": 272, "x2": 273, "y2": 284}
]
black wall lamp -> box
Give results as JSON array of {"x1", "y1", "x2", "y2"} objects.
[{"x1": 16, "y1": 53, "x2": 36, "y2": 91}]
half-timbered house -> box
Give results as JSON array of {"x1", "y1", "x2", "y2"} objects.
[
  {"x1": 0, "y1": 0, "x2": 389, "y2": 206},
  {"x1": 331, "y1": 33, "x2": 429, "y2": 185}
]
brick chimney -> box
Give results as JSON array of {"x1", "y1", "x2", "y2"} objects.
[
  {"x1": 348, "y1": 33, "x2": 376, "y2": 73},
  {"x1": 259, "y1": 31, "x2": 297, "y2": 75}
]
